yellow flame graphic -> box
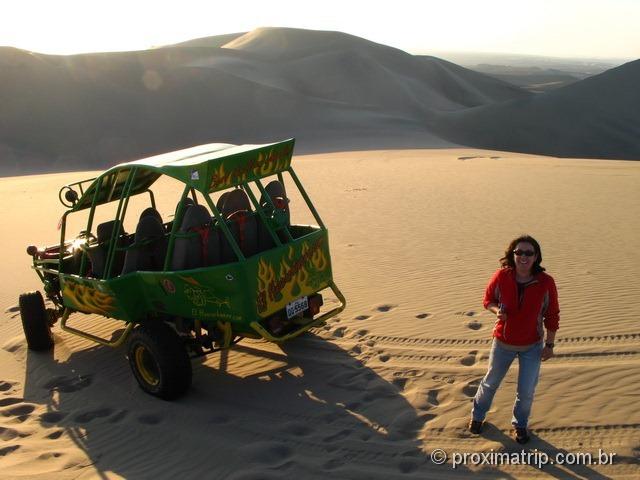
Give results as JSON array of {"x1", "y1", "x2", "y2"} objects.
[
  {"x1": 62, "y1": 281, "x2": 116, "y2": 316},
  {"x1": 256, "y1": 239, "x2": 328, "y2": 316},
  {"x1": 312, "y1": 248, "x2": 328, "y2": 271}
]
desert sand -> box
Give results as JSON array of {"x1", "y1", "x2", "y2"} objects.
[{"x1": 1, "y1": 148, "x2": 639, "y2": 479}]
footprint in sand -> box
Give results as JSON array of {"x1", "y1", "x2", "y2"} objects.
[
  {"x1": 39, "y1": 411, "x2": 67, "y2": 423},
  {"x1": 353, "y1": 329, "x2": 368, "y2": 338},
  {"x1": 0, "y1": 445, "x2": 21, "y2": 457},
  {"x1": 0, "y1": 426, "x2": 28, "y2": 441},
  {"x1": 467, "y1": 321, "x2": 482, "y2": 330},
  {"x1": 46, "y1": 429, "x2": 65, "y2": 440},
  {"x1": 0, "y1": 380, "x2": 17, "y2": 392},
  {"x1": 332, "y1": 326, "x2": 347, "y2": 338},
  {"x1": 392, "y1": 377, "x2": 408, "y2": 390},
  {"x1": 74, "y1": 408, "x2": 114, "y2": 423},
  {"x1": 354, "y1": 315, "x2": 370, "y2": 320},
  {"x1": 397, "y1": 369, "x2": 421, "y2": 378},
  {"x1": 0, "y1": 397, "x2": 23, "y2": 407},
  {"x1": 460, "y1": 350, "x2": 478, "y2": 366},
  {"x1": 37, "y1": 452, "x2": 64, "y2": 460},
  {"x1": 462, "y1": 378, "x2": 482, "y2": 397},
  {"x1": 415, "y1": 313, "x2": 430, "y2": 319},
  {"x1": 427, "y1": 390, "x2": 440, "y2": 406},
  {"x1": 239, "y1": 442, "x2": 292, "y2": 466},
  {"x1": 379, "y1": 353, "x2": 391, "y2": 362},
  {"x1": 376, "y1": 305, "x2": 396, "y2": 313},
  {"x1": 43, "y1": 375, "x2": 92, "y2": 393},
  {"x1": 2, "y1": 403, "x2": 36, "y2": 422},
  {"x1": 432, "y1": 374, "x2": 455, "y2": 384}
]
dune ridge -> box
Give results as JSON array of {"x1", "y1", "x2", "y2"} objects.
[
  {"x1": 1, "y1": 27, "x2": 529, "y2": 175},
  {"x1": 3, "y1": 27, "x2": 638, "y2": 175},
  {"x1": 437, "y1": 59, "x2": 640, "y2": 160}
]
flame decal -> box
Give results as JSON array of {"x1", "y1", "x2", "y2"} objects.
[
  {"x1": 256, "y1": 238, "x2": 329, "y2": 315},
  {"x1": 62, "y1": 280, "x2": 116, "y2": 316},
  {"x1": 208, "y1": 144, "x2": 293, "y2": 192},
  {"x1": 209, "y1": 163, "x2": 228, "y2": 190}
]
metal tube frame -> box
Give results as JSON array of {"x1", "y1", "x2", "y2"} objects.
[{"x1": 104, "y1": 168, "x2": 137, "y2": 278}]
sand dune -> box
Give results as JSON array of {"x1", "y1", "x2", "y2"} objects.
[
  {"x1": 437, "y1": 59, "x2": 640, "y2": 159},
  {"x1": 2, "y1": 27, "x2": 638, "y2": 175},
  {"x1": 1, "y1": 149, "x2": 639, "y2": 478},
  {"x1": 0, "y1": 27, "x2": 528, "y2": 174}
]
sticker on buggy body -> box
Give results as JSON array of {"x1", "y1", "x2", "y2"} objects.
[
  {"x1": 61, "y1": 277, "x2": 117, "y2": 316},
  {"x1": 256, "y1": 238, "x2": 330, "y2": 315},
  {"x1": 184, "y1": 285, "x2": 231, "y2": 309}
]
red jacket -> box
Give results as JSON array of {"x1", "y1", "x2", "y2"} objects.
[{"x1": 483, "y1": 268, "x2": 560, "y2": 345}]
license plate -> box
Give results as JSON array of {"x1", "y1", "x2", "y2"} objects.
[{"x1": 286, "y1": 296, "x2": 308, "y2": 319}]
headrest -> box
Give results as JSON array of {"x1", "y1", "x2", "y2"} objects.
[
  {"x1": 174, "y1": 197, "x2": 195, "y2": 218},
  {"x1": 216, "y1": 192, "x2": 229, "y2": 212},
  {"x1": 96, "y1": 220, "x2": 123, "y2": 244},
  {"x1": 135, "y1": 215, "x2": 165, "y2": 240},
  {"x1": 260, "y1": 181, "x2": 288, "y2": 210},
  {"x1": 221, "y1": 189, "x2": 251, "y2": 219},
  {"x1": 140, "y1": 207, "x2": 163, "y2": 224},
  {"x1": 180, "y1": 205, "x2": 212, "y2": 231}
]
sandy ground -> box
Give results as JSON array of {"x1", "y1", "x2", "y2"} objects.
[{"x1": 1, "y1": 148, "x2": 639, "y2": 479}]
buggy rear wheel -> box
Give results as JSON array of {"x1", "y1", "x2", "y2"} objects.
[
  {"x1": 127, "y1": 322, "x2": 192, "y2": 400},
  {"x1": 19, "y1": 291, "x2": 54, "y2": 351}
]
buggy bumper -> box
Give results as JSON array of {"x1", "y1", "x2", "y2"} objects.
[{"x1": 249, "y1": 282, "x2": 346, "y2": 343}]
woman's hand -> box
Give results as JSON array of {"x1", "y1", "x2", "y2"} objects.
[
  {"x1": 541, "y1": 346, "x2": 554, "y2": 361},
  {"x1": 488, "y1": 303, "x2": 507, "y2": 321}
]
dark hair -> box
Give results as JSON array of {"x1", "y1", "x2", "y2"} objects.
[{"x1": 500, "y1": 234, "x2": 545, "y2": 274}]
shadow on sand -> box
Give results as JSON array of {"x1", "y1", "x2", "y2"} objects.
[
  {"x1": 10, "y1": 328, "x2": 517, "y2": 479},
  {"x1": 478, "y1": 421, "x2": 617, "y2": 479}
]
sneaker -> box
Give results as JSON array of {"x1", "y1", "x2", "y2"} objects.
[
  {"x1": 468, "y1": 419, "x2": 483, "y2": 434},
  {"x1": 513, "y1": 427, "x2": 530, "y2": 444}
]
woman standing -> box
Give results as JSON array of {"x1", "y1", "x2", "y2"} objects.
[{"x1": 469, "y1": 235, "x2": 559, "y2": 443}]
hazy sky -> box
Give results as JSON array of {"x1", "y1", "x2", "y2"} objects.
[{"x1": 2, "y1": 0, "x2": 638, "y2": 59}]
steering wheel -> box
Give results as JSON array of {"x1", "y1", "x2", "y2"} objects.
[
  {"x1": 59, "y1": 186, "x2": 79, "y2": 208},
  {"x1": 78, "y1": 230, "x2": 98, "y2": 245}
]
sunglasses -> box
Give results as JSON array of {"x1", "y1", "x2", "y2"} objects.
[{"x1": 513, "y1": 249, "x2": 535, "y2": 257}]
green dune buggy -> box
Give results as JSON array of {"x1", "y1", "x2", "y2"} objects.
[{"x1": 20, "y1": 139, "x2": 345, "y2": 399}]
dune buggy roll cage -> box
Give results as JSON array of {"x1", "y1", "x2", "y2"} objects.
[
  {"x1": 32, "y1": 139, "x2": 345, "y2": 348},
  {"x1": 55, "y1": 139, "x2": 325, "y2": 278}
]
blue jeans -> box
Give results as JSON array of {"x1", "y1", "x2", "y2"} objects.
[{"x1": 472, "y1": 339, "x2": 543, "y2": 428}]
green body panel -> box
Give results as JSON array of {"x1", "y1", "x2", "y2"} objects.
[{"x1": 59, "y1": 229, "x2": 332, "y2": 334}]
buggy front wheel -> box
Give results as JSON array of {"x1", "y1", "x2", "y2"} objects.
[
  {"x1": 127, "y1": 323, "x2": 192, "y2": 400},
  {"x1": 19, "y1": 291, "x2": 54, "y2": 351}
]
